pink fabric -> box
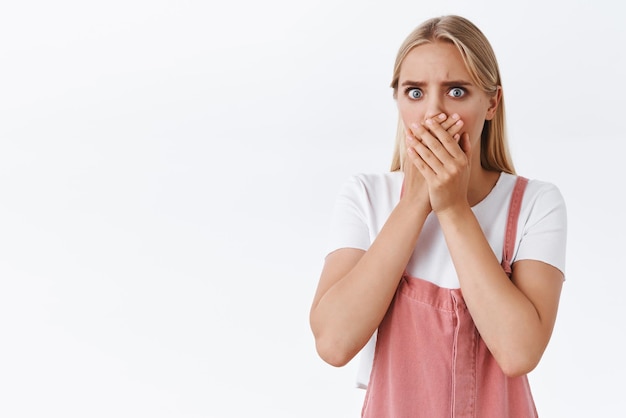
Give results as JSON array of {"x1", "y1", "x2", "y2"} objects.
[
  {"x1": 502, "y1": 176, "x2": 528, "y2": 276},
  {"x1": 362, "y1": 176, "x2": 537, "y2": 417}
]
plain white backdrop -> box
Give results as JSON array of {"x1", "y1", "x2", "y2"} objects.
[{"x1": 0, "y1": 0, "x2": 624, "y2": 416}]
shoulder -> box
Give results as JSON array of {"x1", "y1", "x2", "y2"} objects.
[
  {"x1": 478, "y1": 173, "x2": 566, "y2": 231},
  {"x1": 522, "y1": 176, "x2": 567, "y2": 215},
  {"x1": 338, "y1": 171, "x2": 403, "y2": 199},
  {"x1": 325, "y1": 172, "x2": 402, "y2": 254},
  {"x1": 513, "y1": 174, "x2": 568, "y2": 274},
  {"x1": 496, "y1": 173, "x2": 565, "y2": 209},
  {"x1": 520, "y1": 173, "x2": 567, "y2": 237}
]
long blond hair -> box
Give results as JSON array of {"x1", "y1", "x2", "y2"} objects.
[{"x1": 389, "y1": 15, "x2": 515, "y2": 174}]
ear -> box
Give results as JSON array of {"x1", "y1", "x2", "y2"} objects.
[{"x1": 485, "y1": 86, "x2": 502, "y2": 121}]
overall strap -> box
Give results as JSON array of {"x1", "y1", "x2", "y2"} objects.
[{"x1": 501, "y1": 176, "x2": 529, "y2": 277}]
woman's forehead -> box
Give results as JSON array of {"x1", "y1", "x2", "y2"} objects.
[{"x1": 399, "y1": 42, "x2": 471, "y2": 82}]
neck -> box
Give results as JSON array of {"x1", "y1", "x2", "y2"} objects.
[{"x1": 467, "y1": 168, "x2": 501, "y2": 207}]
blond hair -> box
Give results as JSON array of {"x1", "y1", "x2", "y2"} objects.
[{"x1": 389, "y1": 15, "x2": 515, "y2": 174}]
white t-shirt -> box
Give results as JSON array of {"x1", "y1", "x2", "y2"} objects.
[{"x1": 324, "y1": 171, "x2": 567, "y2": 388}]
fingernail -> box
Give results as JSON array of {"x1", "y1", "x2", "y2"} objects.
[
  {"x1": 425, "y1": 119, "x2": 433, "y2": 125},
  {"x1": 451, "y1": 113, "x2": 460, "y2": 120},
  {"x1": 437, "y1": 113, "x2": 446, "y2": 120}
]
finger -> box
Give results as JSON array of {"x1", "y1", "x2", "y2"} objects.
[
  {"x1": 459, "y1": 132, "x2": 472, "y2": 155},
  {"x1": 409, "y1": 122, "x2": 443, "y2": 155},
  {"x1": 422, "y1": 117, "x2": 465, "y2": 158},
  {"x1": 406, "y1": 142, "x2": 437, "y2": 178},
  {"x1": 406, "y1": 128, "x2": 444, "y2": 175},
  {"x1": 436, "y1": 113, "x2": 463, "y2": 136},
  {"x1": 405, "y1": 130, "x2": 425, "y2": 155},
  {"x1": 410, "y1": 118, "x2": 464, "y2": 167},
  {"x1": 444, "y1": 114, "x2": 464, "y2": 139},
  {"x1": 433, "y1": 113, "x2": 451, "y2": 129},
  {"x1": 439, "y1": 113, "x2": 455, "y2": 131},
  {"x1": 409, "y1": 115, "x2": 453, "y2": 139},
  {"x1": 415, "y1": 119, "x2": 454, "y2": 161},
  {"x1": 405, "y1": 126, "x2": 421, "y2": 144}
]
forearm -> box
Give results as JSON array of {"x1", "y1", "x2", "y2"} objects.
[
  {"x1": 437, "y1": 205, "x2": 548, "y2": 376},
  {"x1": 311, "y1": 199, "x2": 429, "y2": 366}
]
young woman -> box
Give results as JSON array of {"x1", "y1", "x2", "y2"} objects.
[{"x1": 309, "y1": 15, "x2": 567, "y2": 417}]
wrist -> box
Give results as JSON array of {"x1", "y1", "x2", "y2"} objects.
[
  {"x1": 434, "y1": 201, "x2": 473, "y2": 225},
  {"x1": 398, "y1": 194, "x2": 432, "y2": 218}
]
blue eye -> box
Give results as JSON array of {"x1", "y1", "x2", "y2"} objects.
[
  {"x1": 448, "y1": 87, "x2": 466, "y2": 98},
  {"x1": 407, "y1": 88, "x2": 422, "y2": 99}
]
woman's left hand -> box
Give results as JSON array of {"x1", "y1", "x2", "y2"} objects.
[{"x1": 405, "y1": 113, "x2": 472, "y2": 214}]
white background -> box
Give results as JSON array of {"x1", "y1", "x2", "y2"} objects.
[{"x1": 1, "y1": 0, "x2": 624, "y2": 417}]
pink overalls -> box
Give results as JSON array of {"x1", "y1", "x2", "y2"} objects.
[{"x1": 362, "y1": 176, "x2": 537, "y2": 418}]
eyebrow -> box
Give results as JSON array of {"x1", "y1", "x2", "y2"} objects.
[{"x1": 400, "y1": 80, "x2": 473, "y2": 87}]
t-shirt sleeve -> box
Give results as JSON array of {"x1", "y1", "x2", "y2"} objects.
[
  {"x1": 515, "y1": 182, "x2": 568, "y2": 276},
  {"x1": 324, "y1": 175, "x2": 371, "y2": 256}
]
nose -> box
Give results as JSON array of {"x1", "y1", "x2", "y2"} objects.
[{"x1": 424, "y1": 95, "x2": 445, "y2": 121}]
